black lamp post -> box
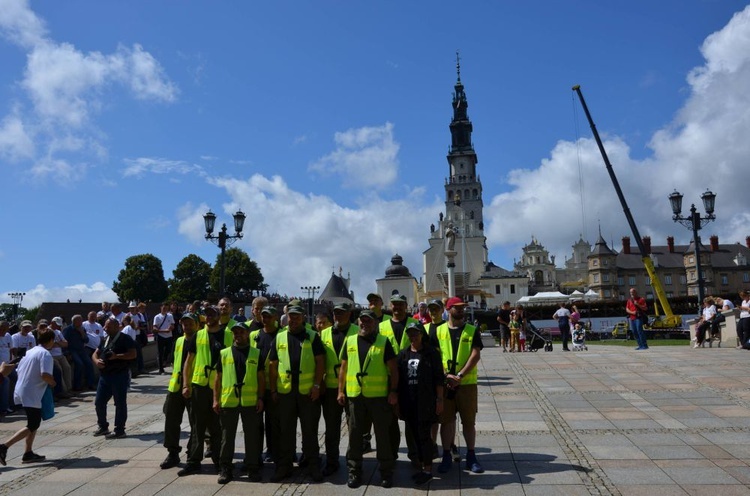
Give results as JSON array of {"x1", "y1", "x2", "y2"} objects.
[
  {"x1": 204, "y1": 209, "x2": 246, "y2": 296},
  {"x1": 300, "y1": 286, "x2": 320, "y2": 323},
  {"x1": 669, "y1": 189, "x2": 716, "y2": 313},
  {"x1": 8, "y1": 292, "x2": 25, "y2": 322}
]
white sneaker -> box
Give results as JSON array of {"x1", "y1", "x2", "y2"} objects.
[{"x1": 693, "y1": 344, "x2": 700, "y2": 349}]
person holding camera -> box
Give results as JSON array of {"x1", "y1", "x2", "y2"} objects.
[
  {"x1": 92, "y1": 317, "x2": 137, "y2": 439},
  {"x1": 626, "y1": 288, "x2": 649, "y2": 350}
]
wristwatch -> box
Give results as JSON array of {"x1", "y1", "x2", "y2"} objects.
[{"x1": 457, "y1": 372, "x2": 464, "y2": 379}]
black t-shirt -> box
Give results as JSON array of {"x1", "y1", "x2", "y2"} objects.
[
  {"x1": 428, "y1": 323, "x2": 483, "y2": 372},
  {"x1": 330, "y1": 323, "x2": 351, "y2": 357},
  {"x1": 427, "y1": 321, "x2": 444, "y2": 348},
  {"x1": 185, "y1": 330, "x2": 230, "y2": 369},
  {"x1": 98, "y1": 332, "x2": 137, "y2": 375},
  {"x1": 253, "y1": 328, "x2": 277, "y2": 364},
  {"x1": 247, "y1": 319, "x2": 263, "y2": 333},
  {"x1": 340, "y1": 333, "x2": 396, "y2": 368},
  {"x1": 398, "y1": 345, "x2": 444, "y2": 414},
  {"x1": 215, "y1": 344, "x2": 265, "y2": 381},
  {"x1": 389, "y1": 319, "x2": 407, "y2": 348},
  {"x1": 268, "y1": 328, "x2": 325, "y2": 391},
  {"x1": 497, "y1": 309, "x2": 511, "y2": 329}
]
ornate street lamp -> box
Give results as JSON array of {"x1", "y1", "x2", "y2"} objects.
[
  {"x1": 8, "y1": 292, "x2": 25, "y2": 322},
  {"x1": 204, "y1": 209, "x2": 246, "y2": 296},
  {"x1": 669, "y1": 189, "x2": 716, "y2": 312},
  {"x1": 300, "y1": 286, "x2": 320, "y2": 323}
]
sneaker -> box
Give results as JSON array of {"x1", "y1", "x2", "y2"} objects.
[
  {"x1": 21, "y1": 451, "x2": 46, "y2": 464},
  {"x1": 262, "y1": 451, "x2": 274, "y2": 463},
  {"x1": 105, "y1": 431, "x2": 126, "y2": 439},
  {"x1": 93, "y1": 426, "x2": 110, "y2": 437},
  {"x1": 414, "y1": 471, "x2": 433, "y2": 485},
  {"x1": 0, "y1": 444, "x2": 7, "y2": 466},
  {"x1": 437, "y1": 452, "x2": 452, "y2": 473},
  {"x1": 218, "y1": 468, "x2": 233, "y2": 484},
  {"x1": 177, "y1": 464, "x2": 201, "y2": 476},
  {"x1": 465, "y1": 454, "x2": 484, "y2": 474},
  {"x1": 347, "y1": 474, "x2": 362, "y2": 488},
  {"x1": 160, "y1": 453, "x2": 180, "y2": 469},
  {"x1": 693, "y1": 344, "x2": 701, "y2": 349}
]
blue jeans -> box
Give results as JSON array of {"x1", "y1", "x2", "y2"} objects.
[
  {"x1": 95, "y1": 371, "x2": 129, "y2": 433},
  {"x1": 70, "y1": 348, "x2": 96, "y2": 389},
  {"x1": 629, "y1": 318, "x2": 648, "y2": 348}
]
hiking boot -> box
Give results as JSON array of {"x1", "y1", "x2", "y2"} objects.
[
  {"x1": 93, "y1": 426, "x2": 110, "y2": 437},
  {"x1": 21, "y1": 451, "x2": 46, "y2": 464},
  {"x1": 347, "y1": 474, "x2": 362, "y2": 488},
  {"x1": 177, "y1": 463, "x2": 201, "y2": 476},
  {"x1": 437, "y1": 452, "x2": 452, "y2": 473},
  {"x1": 160, "y1": 453, "x2": 180, "y2": 469},
  {"x1": 218, "y1": 468, "x2": 233, "y2": 484}
]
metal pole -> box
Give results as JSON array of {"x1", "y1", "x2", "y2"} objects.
[
  {"x1": 219, "y1": 224, "x2": 227, "y2": 296},
  {"x1": 691, "y1": 206, "x2": 705, "y2": 314}
]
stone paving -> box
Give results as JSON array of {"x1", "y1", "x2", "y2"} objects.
[{"x1": 1, "y1": 344, "x2": 750, "y2": 495}]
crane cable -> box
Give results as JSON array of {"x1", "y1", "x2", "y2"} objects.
[{"x1": 571, "y1": 92, "x2": 588, "y2": 241}]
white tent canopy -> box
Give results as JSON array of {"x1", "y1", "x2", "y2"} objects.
[{"x1": 516, "y1": 291, "x2": 570, "y2": 306}]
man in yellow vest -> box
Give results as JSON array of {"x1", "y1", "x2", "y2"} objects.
[
  {"x1": 268, "y1": 304, "x2": 325, "y2": 482},
  {"x1": 337, "y1": 309, "x2": 399, "y2": 489},
  {"x1": 213, "y1": 322, "x2": 265, "y2": 484},
  {"x1": 160, "y1": 313, "x2": 199, "y2": 470},
  {"x1": 367, "y1": 293, "x2": 387, "y2": 323},
  {"x1": 251, "y1": 305, "x2": 280, "y2": 464},
  {"x1": 435, "y1": 297, "x2": 484, "y2": 474},
  {"x1": 378, "y1": 293, "x2": 418, "y2": 459},
  {"x1": 319, "y1": 302, "x2": 358, "y2": 477},
  {"x1": 177, "y1": 305, "x2": 233, "y2": 476},
  {"x1": 218, "y1": 297, "x2": 238, "y2": 332}
]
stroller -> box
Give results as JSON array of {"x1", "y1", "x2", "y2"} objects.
[
  {"x1": 571, "y1": 324, "x2": 588, "y2": 351},
  {"x1": 525, "y1": 321, "x2": 553, "y2": 352}
]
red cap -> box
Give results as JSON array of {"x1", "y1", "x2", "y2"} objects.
[{"x1": 445, "y1": 297, "x2": 466, "y2": 310}]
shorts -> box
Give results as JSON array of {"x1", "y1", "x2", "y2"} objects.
[
  {"x1": 25, "y1": 407, "x2": 42, "y2": 431},
  {"x1": 510, "y1": 330, "x2": 520, "y2": 337},
  {"x1": 498, "y1": 325, "x2": 509, "y2": 340},
  {"x1": 439, "y1": 384, "x2": 478, "y2": 426}
]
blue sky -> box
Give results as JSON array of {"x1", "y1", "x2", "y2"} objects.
[{"x1": 2, "y1": 0, "x2": 750, "y2": 307}]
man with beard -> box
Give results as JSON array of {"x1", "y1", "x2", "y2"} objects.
[
  {"x1": 268, "y1": 304, "x2": 325, "y2": 482},
  {"x1": 366, "y1": 293, "x2": 387, "y2": 323},
  {"x1": 319, "y1": 302, "x2": 359, "y2": 477},
  {"x1": 435, "y1": 297, "x2": 484, "y2": 474},
  {"x1": 337, "y1": 309, "x2": 398, "y2": 488},
  {"x1": 247, "y1": 296, "x2": 268, "y2": 333},
  {"x1": 178, "y1": 306, "x2": 233, "y2": 476},
  {"x1": 218, "y1": 297, "x2": 238, "y2": 333}
]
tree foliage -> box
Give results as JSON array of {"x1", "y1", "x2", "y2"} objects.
[
  {"x1": 112, "y1": 254, "x2": 169, "y2": 303},
  {"x1": 168, "y1": 254, "x2": 212, "y2": 303},
  {"x1": 210, "y1": 247, "x2": 265, "y2": 297}
]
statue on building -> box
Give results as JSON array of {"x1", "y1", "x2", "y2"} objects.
[
  {"x1": 430, "y1": 223, "x2": 435, "y2": 233},
  {"x1": 445, "y1": 223, "x2": 457, "y2": 252}
]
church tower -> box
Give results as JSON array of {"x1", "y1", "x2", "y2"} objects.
[{"x1": 422, "y1": 55, "x2": 491, "y2": 304}]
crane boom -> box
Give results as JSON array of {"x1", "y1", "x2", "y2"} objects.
[{"x1": 572, "y1": 85, "x2": 681, "y2": 329}]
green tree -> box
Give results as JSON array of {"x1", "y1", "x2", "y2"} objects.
[
  {"x1": 112, "y1": 254, "x2": 169, "y2": 303},
  {"x1": 168, "y1": 254, "x2": 212, "y2": 302},
  {"x1": 210, "y1": 247, "x2": 265, "y2": 297}
]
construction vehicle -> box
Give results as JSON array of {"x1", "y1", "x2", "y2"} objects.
[{"x1": 572, "y1": 86, "x2": 683, "y2": 334}]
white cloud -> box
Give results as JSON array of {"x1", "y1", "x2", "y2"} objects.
[
  {"x1": 484, "y1": 5, "x2": 750, "y2": 267},
  {"x1": 0, "y1": 282, "x2": 118, "y2": 308},
  {"x1": 0, "y1": 0, "x2": 177, "y2": 181},
  {"x1": 176, "y1": 173, "x2": 441, "y2": 300},
  {"x1": 309, "y1": 122, "x2": 400, "y2": 189},
  {"x1": 122, "y1": 157, "x2": 205, "y2": 178}
]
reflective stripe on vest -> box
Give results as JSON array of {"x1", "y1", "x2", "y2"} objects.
[
  {"x1": 345, "y1": 333, "x2": 389, "y2": 398},
  {"x1": 219, "y1": 347, "x2": 260, "y2": 407},
  {"x1": 378, "y1": 317, "x2": 417, "y2": 353},
  {"x1": 250, "y1": 329, "x2": 275, "y2": 389},
  {"x1": 275, "y1": 329, "x2": 316, "y2": 394},
  {"x1": 191, "y1": 328, "x2": 234, "y2": 387},
  {"x1": 321, "y1": 324, "x2": 359, "y2": 388},
  {"x1": 436, "y1": 323, "x2": 478, "y2": 385},
  {"x1": 168, "y1": 336, "x2": 185, "y2": 393}
]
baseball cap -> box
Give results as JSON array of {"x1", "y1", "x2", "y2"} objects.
[
  {"x1": 287, "y1": 305, "x2": 305, "y2": 315},
  {"x1": 203, "y1": 305, "x2": 219, "y2": 316},
  {"x1": 366, "y1": 293, "x2": 382, "y2": 302},
  {"x1": 51, "y1": 316, "x2": 64, "y2": 326},
  {"x1": 333, "y1": 302, "x2": 352, "y2": 312},
  {"x1": 180, "y1": 312, "x2": 199, "y2": 323},
  {"x1": 20, "y1": 320, "x2": 32, "y2": 328},
  {"x1": 405, "y1": 321, "x2": 426, "y2": 335},
  {"x1": 261, "y1": 306, "x2": 278, "y2": 315},
  {"x1": 359, "y1": 309, "x2": 377, "y2": 320},
  {"x1": 389, "y1": 294, "x2": 407, "y2": 303},
  {"x1": 427, "y1": 299, "x2": 443, "y2": 308},
  {"x1": 231, "y1": 322, "x2": 249, "y2": 332},
  {"x1": 37, "y1": 319, "x2": 49, "y2": 326},
  {"x1": 445, "y1": 297, "x2": 466, "y2": 310}
]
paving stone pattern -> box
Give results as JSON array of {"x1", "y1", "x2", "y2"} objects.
[{"x1": 1, "y1": 346, "x2": 750, "y2": 494}]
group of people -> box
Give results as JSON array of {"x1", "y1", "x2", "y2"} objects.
[
  {"x1": 162, "y1": 293, "x2": 485, "y2": 487},
  {"x1": 495, "y1": 301, "x2": 531, "y2": 352},
  {"x1": 694, "y1": 293, "x2": 749, "y2": 348}
]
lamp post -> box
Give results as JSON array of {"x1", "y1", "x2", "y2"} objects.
[
  {"x1": 300, "y1": 286, "x2": 320, "y2": 323},
  {"x1": 669, "y1": 189, "x2": 716, "y2": 313},
  {"x1": 204, "y1": 209, "x2": 246, "y2": 296},
  {"x1": 8, "y1": 292, "x2": 25, "y2": 322}
]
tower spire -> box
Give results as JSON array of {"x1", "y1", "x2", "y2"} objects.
[{"x1": 456, "y1": 50, "x2": 461, "y2": 82}]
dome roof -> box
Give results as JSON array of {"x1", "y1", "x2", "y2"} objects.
[{"x1": 385, "y1": 254, "x2": 412, "y2": 278}]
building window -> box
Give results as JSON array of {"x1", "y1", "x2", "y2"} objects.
[
  {"x1": 689, "y1": 255, "x2": 695, "y2": 264},
  {"x1": 689, "y1": 271, "x2": 696, "y2": 281},
  {"x1": 744, "y1": 273, "x2": 750, "y2": 283},
  {"x1": 618, "y1": 277, "x2": 624, "y2": 286},
  {"x1": 646, "y1": 292, "x2": 654, "y2": 300},
  {"x1": 721, "y1": 274, "x2": 728, "y2": 285},
  {"x1": 604, "y1": 290, "x2": 611, "y2": 297},
  {"x1": 603, "y1": 274, "x2": 610, "y2": 282},
  {"x1": 604, "y1": 259, "x2": 609, "y2": 266},
  {"x1": 646, "y1": 277, "x2": 651, "y2": 286},
  {"x1": 592, "y1": 259, "x2": 599, "y2": 267},
  {"x1": 680, "y1": 275, "x2": 687, "y2": 284},
  {"x1": 666, "y1": 291, "x2": 673, "y2": 298},
  {"x1": 510, "y1": 284, "x2": 516, "y2": 294},
  {"x1": 593, "y1": 274, "x2": 600, "y2": 283},
  {"x1": 495, "y1": 284, "x2": 501, "y2": 294},
  {"x1": 628, "y1": 276, "x2": 636, "y2": 286},
  {"x1": 665, "y1": 274, "x2": 672, "y2": 285}
]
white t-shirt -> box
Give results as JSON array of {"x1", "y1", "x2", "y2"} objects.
[
  {"x1": 12, "y1": 333, "x2": 36, "y2": 353},
  {"x1": 121, "y1": 325, "x2": 138, "y2": 341},
  {"x1": 152, "y1": 313, "x2": 175, "y2": 337},
  {"x1": 741, "y1": 298, "x2": 750, "y2": 320},
  {"x1": 721, "y1": 299, "x2": 735, "y2": 310},
  {"x1": 0, "y1": 334, "x2": 12, "y2": 363},
  {"x1": 49, "y1": 329, "x2": 66, "y2": 357},
  {"x1": 83, "y1": 320, "x2": 104, "y2": 350},
  {"x1": 111, "y1": 311, "x2": 126, "y2": 323},
  {"x1": 553, "y1": 308, "x2": 571, "y2": 320},
  {"x1": 703, "y1": 305, "x2": 717, "y2": 321},
  {"x1": 14, "y1": 345, "x2": 53, "y2": 408}
]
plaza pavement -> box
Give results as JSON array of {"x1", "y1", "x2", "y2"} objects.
[{"x1": 1, "y1": 344, "x2": 750, "y2": 495}]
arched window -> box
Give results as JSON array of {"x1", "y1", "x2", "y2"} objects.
[
  {"x1": 473, "y1": 189, "x2": 478, "y2": 199},
  {"x1": 534, "y1": 270, "x2": 544, "y2": 284}
]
